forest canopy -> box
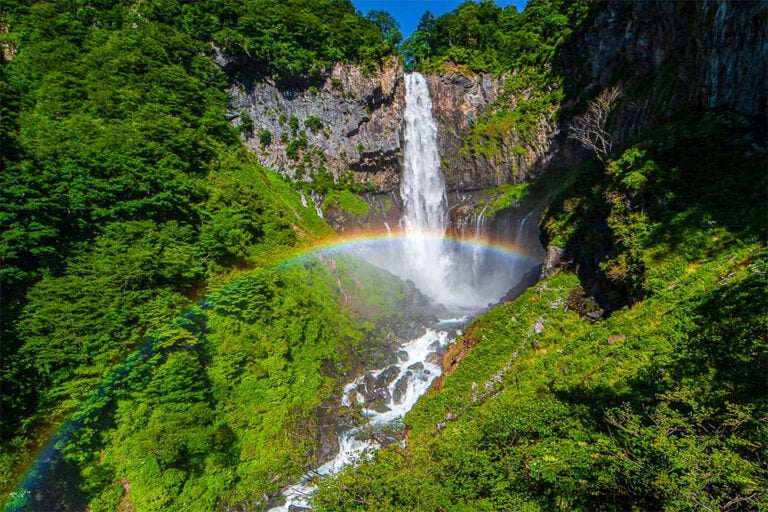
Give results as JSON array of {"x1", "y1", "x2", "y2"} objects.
[{"x1": 402, "y1": 0, "x2": 589, "y2": 74}]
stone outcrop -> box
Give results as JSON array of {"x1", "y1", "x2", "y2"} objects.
[
  {"x1": 227, "y1": 60, "x2": 557, "y2": 196},
  {"x1": 229, "y1": 56, "x2": 405, "y2": 191},
  {"x1": 426, "y1": 68, "x2": 557, "y2": 191}
]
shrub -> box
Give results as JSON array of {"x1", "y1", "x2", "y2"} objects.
[
  {"x1": 257, "y1": 128, "x2": 272, "y2": 147},
  {"x1": 305, "y1": 116, "x2": 323, "y2": 134}
]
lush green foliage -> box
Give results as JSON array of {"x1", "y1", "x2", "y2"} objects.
[
  {"x1": 403, "y1": 0, "x2": 588, "y2": 74},
  {"x1": 477, "y1": 182, "x2": 530, "y2": 217},
  {"x1": 3, "y1": 0, "x2": 765, "y2": 510},
  {"x1": 213, "y1": 0, "x2": 398, "y2": 82},
  {"x1": 313, "y1": 116, "x2": 768, "y2": 510},
  {"x1": 410, "y1": 0, "x2": 592, "y2": 168},
  {"x1": 5, "y1": 256, "x2": 426, "y2": 511},
  {"x1": 323, "y1": 189, "x2": 371, "y2": 216},
  {"x1": 0, "y1": 0, "x2": 392, "y2": 505}
]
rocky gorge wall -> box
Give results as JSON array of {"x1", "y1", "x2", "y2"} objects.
[
  {"x1": 426, "y1": 69, "x2": 556, "y2": 191},
  {"x1": 226, "y1": 58, "x2": 553, "y2": 241},
  {"x1": 559, "y1": 0, "x2": 767, "y2": 144},
  {"x1": 227, "y1": 59, "x2": 546, "y2": 194},
  {"x1": 225, "y1": 0, "x2": 765, "y2": 238},
  {"x1": 228, "y1": 56, "x2": 405, "y2": 192}
]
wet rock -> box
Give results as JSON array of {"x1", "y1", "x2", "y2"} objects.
[
  {"x1": 397, "y1": 350, "x2": 409, "y2": 362},
  {"x1": 266, "y1": 496, "x2": 287, "y2": 510},
  {"x1": 375, "y1": 366, "x2": 400, "y2": 389},
  {"x1": 394, "y1": 373, "x2": 411, "y2": 400},
  {"x1": 586, "y1": 310, "x2": 603, "y2": 322},
  {"x1": 541, "y1": 246, "x2": 566, "y2": 279},
  {"x1": 407, "y1": 362, "x2": 424, "y2": 371},
  {"x1": 426, "y1": 69, "x2": 554, "y2": 190},
  {"x1": 502, "y1": 264, "x2": 544, "y2": 303},
  {"x1": 426, "y1": 352, "x2": 441, "y2": 365},
  {"x1": 357, "y1": 373, "x2": 392, "y2": 408},
  {"x1": 380, "y1": 436, "x2": 399, "y2": 448}
]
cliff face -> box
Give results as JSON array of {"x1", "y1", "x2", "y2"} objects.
[
  {"x1": 229, "y1": 56, "x2": 405, "y2": 192},
  {"x1": 225, "y1": 0, "x2": 765, "y2": 234},
  {"x1": 227, "y1": 60, "x2": 554, "y2": 195},
  {"x1": 425, "y1": 70, "x2": 555, "y2": 192},
  {"x1": 560, "y1": 0, "x2": 767, "y2": 143}
]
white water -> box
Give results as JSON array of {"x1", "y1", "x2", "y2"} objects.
[
  {"x1": 361, "y1": 73, "x2": 525, "y2": 311},
  {"x1": 270, "y1": 328, "x2": 451, "y2": 511},
  {"x1": 271, "y1": 74, "x2": 452, "y2": 511},
  {"x1": 399, "y1": 73, "x2": 452, "y2": 302}
]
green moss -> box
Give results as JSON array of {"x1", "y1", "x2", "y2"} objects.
[
  {"x1": 322, "y1": 190, "x2": 370, "y2": 216},
  {"x1": 483, "y1": 182, "x2": 530, "y2": 217}
]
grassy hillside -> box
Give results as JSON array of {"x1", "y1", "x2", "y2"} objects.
[{"x1": 313, "y1": 115, "x2": 767, "y2": 510}]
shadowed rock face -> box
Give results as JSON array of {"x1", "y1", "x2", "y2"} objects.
[{"x1": 558, "y1": 0, "x2": 767, "y2": 145}]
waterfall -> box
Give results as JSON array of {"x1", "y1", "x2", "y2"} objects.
[
  {"x1": 360, "y1": 72, "x2": 527, "y2": 311},
  {"x1": 399, "y1": 73, "x2": 452, "y2": 302},
  {"x1": 515, "y1": 211, "x2": 534, "y2": 249},
  {"x1": 471, "y1": 204, "x2": 489, "y2": 285},
  {"x1": 401, "y1": 74, "x2": 447, "y2": 238}
]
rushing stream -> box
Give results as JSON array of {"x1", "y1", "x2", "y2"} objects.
[{"x1": 270, "y1": 72, "x2": 532, "y2": 510}]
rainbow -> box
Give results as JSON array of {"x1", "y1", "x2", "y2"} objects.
[
  {"x1": 6, "y1": 232, "x2": 540, "y2": 510},
  {"x1": 278, "y1": 229, "x2": 539, "y2": 268}
]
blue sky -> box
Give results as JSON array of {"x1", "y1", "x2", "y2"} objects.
[{"x1": 351, "y1": 1, "x2": 529, "y2": 38}]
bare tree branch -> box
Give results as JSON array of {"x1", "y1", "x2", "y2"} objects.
[{"x1": 569, "y1": 87, "x2": 621, "y2": 162}]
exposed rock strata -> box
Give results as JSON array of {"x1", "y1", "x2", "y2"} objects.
[
  {"x1": 426, "y1": 69, "x2": 557, "y2": 191},
  {"x1": 229, "y1": 56, "x2": 405, "y2": 191}
]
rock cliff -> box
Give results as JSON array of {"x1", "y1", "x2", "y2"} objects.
[
  {"x1": 228, "y1": 59, "x2": 543, "y2": 195},
  {"x1": 425, "y1": 69, "x2": 553, "y2": 191},
  {"x1": 224, "y1": 0, "x2": 765, "y2": 235},
  {"x1": 229, "y1": 56, "x2": 405, "y2": 192},
  {"x1": 559, "y1": 0, "x2": 767, "y2": 144}
]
